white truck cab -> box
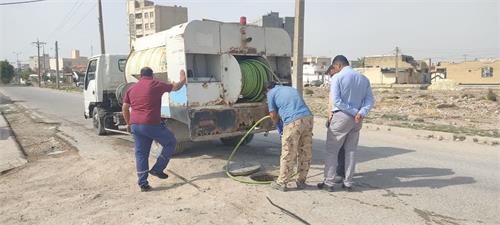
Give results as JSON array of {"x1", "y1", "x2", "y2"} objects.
[{"x1": 83, "y1": 54, "x2": 127, "y2": 134}]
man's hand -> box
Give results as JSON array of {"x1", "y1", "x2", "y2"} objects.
[
  {"x1": 354, "y1": 113, "x2": 363, "y2": 123},
  {"x1": 179, "y1": 69, "x2": 186, "y2": 84},
  {"x1": 126, "y1": 124, "x2": 131, "y2": 133},
  {"x1": 172, "y1": 69, "x2": 187, "y2": 91}
]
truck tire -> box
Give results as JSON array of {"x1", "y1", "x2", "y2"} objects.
[
  {"x1": 151, "y1": 141, "x2": 193, "y2": 155},
  {"x1": 220, "y1": 134, "x2": 254, "y2": 147},
  {"x1": 92, "y1": 108, "x2": 106, "y2": 135}
]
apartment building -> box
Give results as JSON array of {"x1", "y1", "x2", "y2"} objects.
[{"x1": 127, "y1": 0, "x2": 188, "y2": 47}]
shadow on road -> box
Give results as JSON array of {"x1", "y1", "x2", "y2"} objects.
[
  {"x1": 169, "y1": 134, "x2": 475, "y2": 191},
  {"x1": 354, "y1": 167, "x2": 476, "y2": 190}
]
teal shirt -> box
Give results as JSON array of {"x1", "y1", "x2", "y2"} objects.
[{"x1": 267, "y1": 85, "x2": 312, "y2": 125}]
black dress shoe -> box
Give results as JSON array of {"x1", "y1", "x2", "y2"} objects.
[
  {"x1": 140, "y1": 184, "x2": 152, "y2": 192},
  {"x1": 317, "y1": 182, "x2": 334, "y2": 192},
  {"x1": 149, "y1": 170, "x2": 168, "y2": 179},
  {"x1": 342, "y1": 184, "x2": 354, "y2": 192}
]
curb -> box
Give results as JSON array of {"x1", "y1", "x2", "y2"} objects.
[{"x1": 0, "y1": 112, "x2": 27, "y2": 173}]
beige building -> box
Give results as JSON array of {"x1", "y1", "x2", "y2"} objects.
[
  {"x1": 435, "y1": 59, "x2": 500, "y2": 85},
  {"x1": 357, "y1": 55, "x2": 430, "y2": 84},
  {"x1": 29, "y1": 54, "x2": 50, "y2": 73},
  {"x1": 127, "y1": 0, "x2": 188, "y2": 48},
  {"x1": 50, "y1": 50, "x2": 88, "y2": 73}
]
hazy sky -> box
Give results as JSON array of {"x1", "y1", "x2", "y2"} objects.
[{"x1": 0, "y1": 0, "x2": 498, "y2": 65}]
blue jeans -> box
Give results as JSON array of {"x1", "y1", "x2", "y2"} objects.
[{"x1": 131, "y1": 123, "x2": 176, "y2": 187}]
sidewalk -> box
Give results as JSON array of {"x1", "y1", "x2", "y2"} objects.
[{"x1": 0, "y1": 112, "x2": 27, "y2": 173}]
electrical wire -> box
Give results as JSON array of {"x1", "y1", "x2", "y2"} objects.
[{"x1": 0, "y1": 0, "x2": 46, "y2": 6}]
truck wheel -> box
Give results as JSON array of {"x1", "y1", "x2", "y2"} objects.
[
  {"x1": 151, "y1": 141, "x2": 193, "y2": 155},
  {"x1": 174, "y1": 141, "x2": 194, "y2": 155},
  {"x1": 220, "y1": 134, "x2": 254, "y2": 147},
  {"x1": 92, "y1": 108, "x2": 106, "y2": 135}
]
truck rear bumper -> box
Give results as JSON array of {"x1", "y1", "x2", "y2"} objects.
[{"x1": 188, "y1": 103, "x2": 273, "y2": 141}]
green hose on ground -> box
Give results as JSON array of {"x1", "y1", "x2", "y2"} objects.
[{"x1": 225, "y1": 115, "x2": 273, "y2": 184}]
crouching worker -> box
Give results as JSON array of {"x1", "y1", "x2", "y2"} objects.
[
  {"x1": 122, "y1": 67, "x2": 186, "y2": 192},
  {"x1": 266, "y1": 81, "x2": 314, "y2": 191}
]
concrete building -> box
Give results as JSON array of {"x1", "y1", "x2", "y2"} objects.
[
  {"x1": 50, "y1": 50, "x2": 88, "y2": 73},
  {"x1": 303, "y1": 56, "x2": 331, "y2": 85},
  {"x1": 434, "y1": 59, "x2": 500, "y2": 85},
  {"x1": 127, "y1": 0, "x2": 188, "y2": 48},
  {"x1": 356, "y1": 55, "x2": 430, "y2": 84},
  {"x1": 29, "y1": 54, "x2": 50, "y2": 73},
  {"x1": 260, "y1": 12, "x2": 294, "y2": 46}
]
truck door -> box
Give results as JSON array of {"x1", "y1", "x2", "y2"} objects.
[{"x1": 83, "y1": 59, "x2": 98, "y2": 117}]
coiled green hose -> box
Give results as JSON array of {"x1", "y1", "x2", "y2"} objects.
[{"x1": 239, "y1": 59, "x2": 274, "y2": 102}]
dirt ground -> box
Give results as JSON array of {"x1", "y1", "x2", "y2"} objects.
[
  {"x1": 303, "y1": 87, "x2": 500, "y2": 138},
  {"x1": 0, "y1": 103, "x2": 301, "y2": 225}
]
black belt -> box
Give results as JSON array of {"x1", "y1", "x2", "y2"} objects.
[{"x1": 332, "y1": 110, "x2": 341, "y2": 114}]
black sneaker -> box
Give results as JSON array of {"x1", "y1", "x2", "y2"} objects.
[
  {"x1": 140, "y1": 184, "x2": 152, "y2": 192},
  {"x1": 317, "y1": 182, "x2": 334, "y2": 192},
  {"x1": 342, "y1": 184, "x2": 354, "y2": 192},
  {"x1": 149, "y1": 170, "x2": 168, "y2": 179}
]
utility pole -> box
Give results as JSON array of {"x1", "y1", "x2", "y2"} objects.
[
  {"x1": 42, "y1": 43, "x2": 46, "y2": 78},
  {"x1": 463, "y1": 54, "x2": 467, "y2": 62},
  {"x1": 395, "y1": 46, "x2": 399, "y2": 82},
  {"x1": 55, "y1": 41, "x2": 60, "y2": 89},
  {"x1": 292, "y1": 0, "x2": 305, "y2": 95},
  {"x1": 90, "y1": 44, "x2": 94, "y2": 56},
  {"x1": 32, "y1": 38, "x2": 46, "y2": 87},
  {"x1": 12, "y1": 52, "x2": 21, "y2": 83},
  {"x1": 97, "y1": 0, "x2": 106, "y2": 54}
]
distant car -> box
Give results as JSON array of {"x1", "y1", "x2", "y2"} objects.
[{"x1": 309, "y1": 80, "x2": 323, "y2": 87}]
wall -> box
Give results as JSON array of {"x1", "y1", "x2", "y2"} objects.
[
  {"x1": 156, "y1": 5, "x2": 188, "y2": 32},
  {"x1": 436, "y1": 60, "x2": 500, "y2": 84},
  {"x1": 356, "y1": 68, "x2": 396, "y2": 84},
  {"x1": 364, "y1": 55, "x2": 415, "y2": 69}
]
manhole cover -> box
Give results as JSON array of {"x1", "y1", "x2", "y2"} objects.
[
  {"x1": 225, "y1": 161, "x2": 261, "y2": 176},
  {"x1": 250, "y1": 173, "x2": 277, "y2": 182}
]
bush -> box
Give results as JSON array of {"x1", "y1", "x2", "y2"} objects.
[
  {"x1": 485, "y1": 89, "x2": 497, "y2": 102},
  {"x1": 304, "y1": 89, "x2": 314, "y2": 95},
  {"x1": 0, "y1": 60, "x2": 15, "y2": 84}
]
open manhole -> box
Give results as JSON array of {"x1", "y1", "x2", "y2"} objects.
[{"x1": 250, "y1": 173, "x2": 277, "y2": 182}]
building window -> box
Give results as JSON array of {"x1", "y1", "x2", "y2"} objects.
[
  {"x1": 481, "y1": 67, "x2": 493, "y2": 77},
  {"x1": 144, "y1": 12, "x2": 148, "y2": 18},
  {"x1": 135, "y1": 13, "x2": 142, "y2": 19},
  {"x1": 150, "y1": 23, "x2": 155, "y2": 30},
  {"x1": 136, "y1": 24, "x2": 142, "y2": 30},
  {"x1": 145, "y1": 23, "x2": 149, "y2": 30},
  {"x1": 150, "y1": 12, "x2": 154, "y2": 18}
]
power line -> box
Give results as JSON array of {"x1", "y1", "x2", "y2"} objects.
[
  {"x1": 46, "y1": 0, "x2": 85, "y2": 40},
  {"x1": 66, "y1": 2, "x2": 97, "y2": 32},
  {"x1": 0, "y1": 0, "x2": 46, "y2": 6}
]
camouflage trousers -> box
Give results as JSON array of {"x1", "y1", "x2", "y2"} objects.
[{"x1": 276, "y1": 116, "x2": 314, "y2": 185}]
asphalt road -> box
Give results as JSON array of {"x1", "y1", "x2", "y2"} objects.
[{"x1": 1, "y1": 86, "x2": 499, "y2": 225}]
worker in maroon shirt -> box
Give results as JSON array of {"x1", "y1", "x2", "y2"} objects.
[{"x1": 122, "y1": 67, "x2": 186, "y2": 192}]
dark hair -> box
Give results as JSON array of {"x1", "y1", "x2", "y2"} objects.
[
  {"x1": 332, "y1": 55, "x2": 349, "y2": 66},
  {"x1": 140, "y1": 67, "x2": 153, "y2": 76},
  {"x1": 326, "y1": 65, "x2": 334, "y2": 74},
  {"x1": 266, "y1": 81, "x2": 276, "y2": 89}
]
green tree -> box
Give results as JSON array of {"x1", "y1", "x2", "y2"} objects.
[
  {"x1": 17, "y1": 68, "x2": 34, "y2": 81},
  {"x1": 0, "y1": 60, "x2": 15, "y2": 84}
]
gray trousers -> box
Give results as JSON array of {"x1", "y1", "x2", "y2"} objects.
[{"x1": 324, "y1": 111, "x2": 362, "y2": 187}]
